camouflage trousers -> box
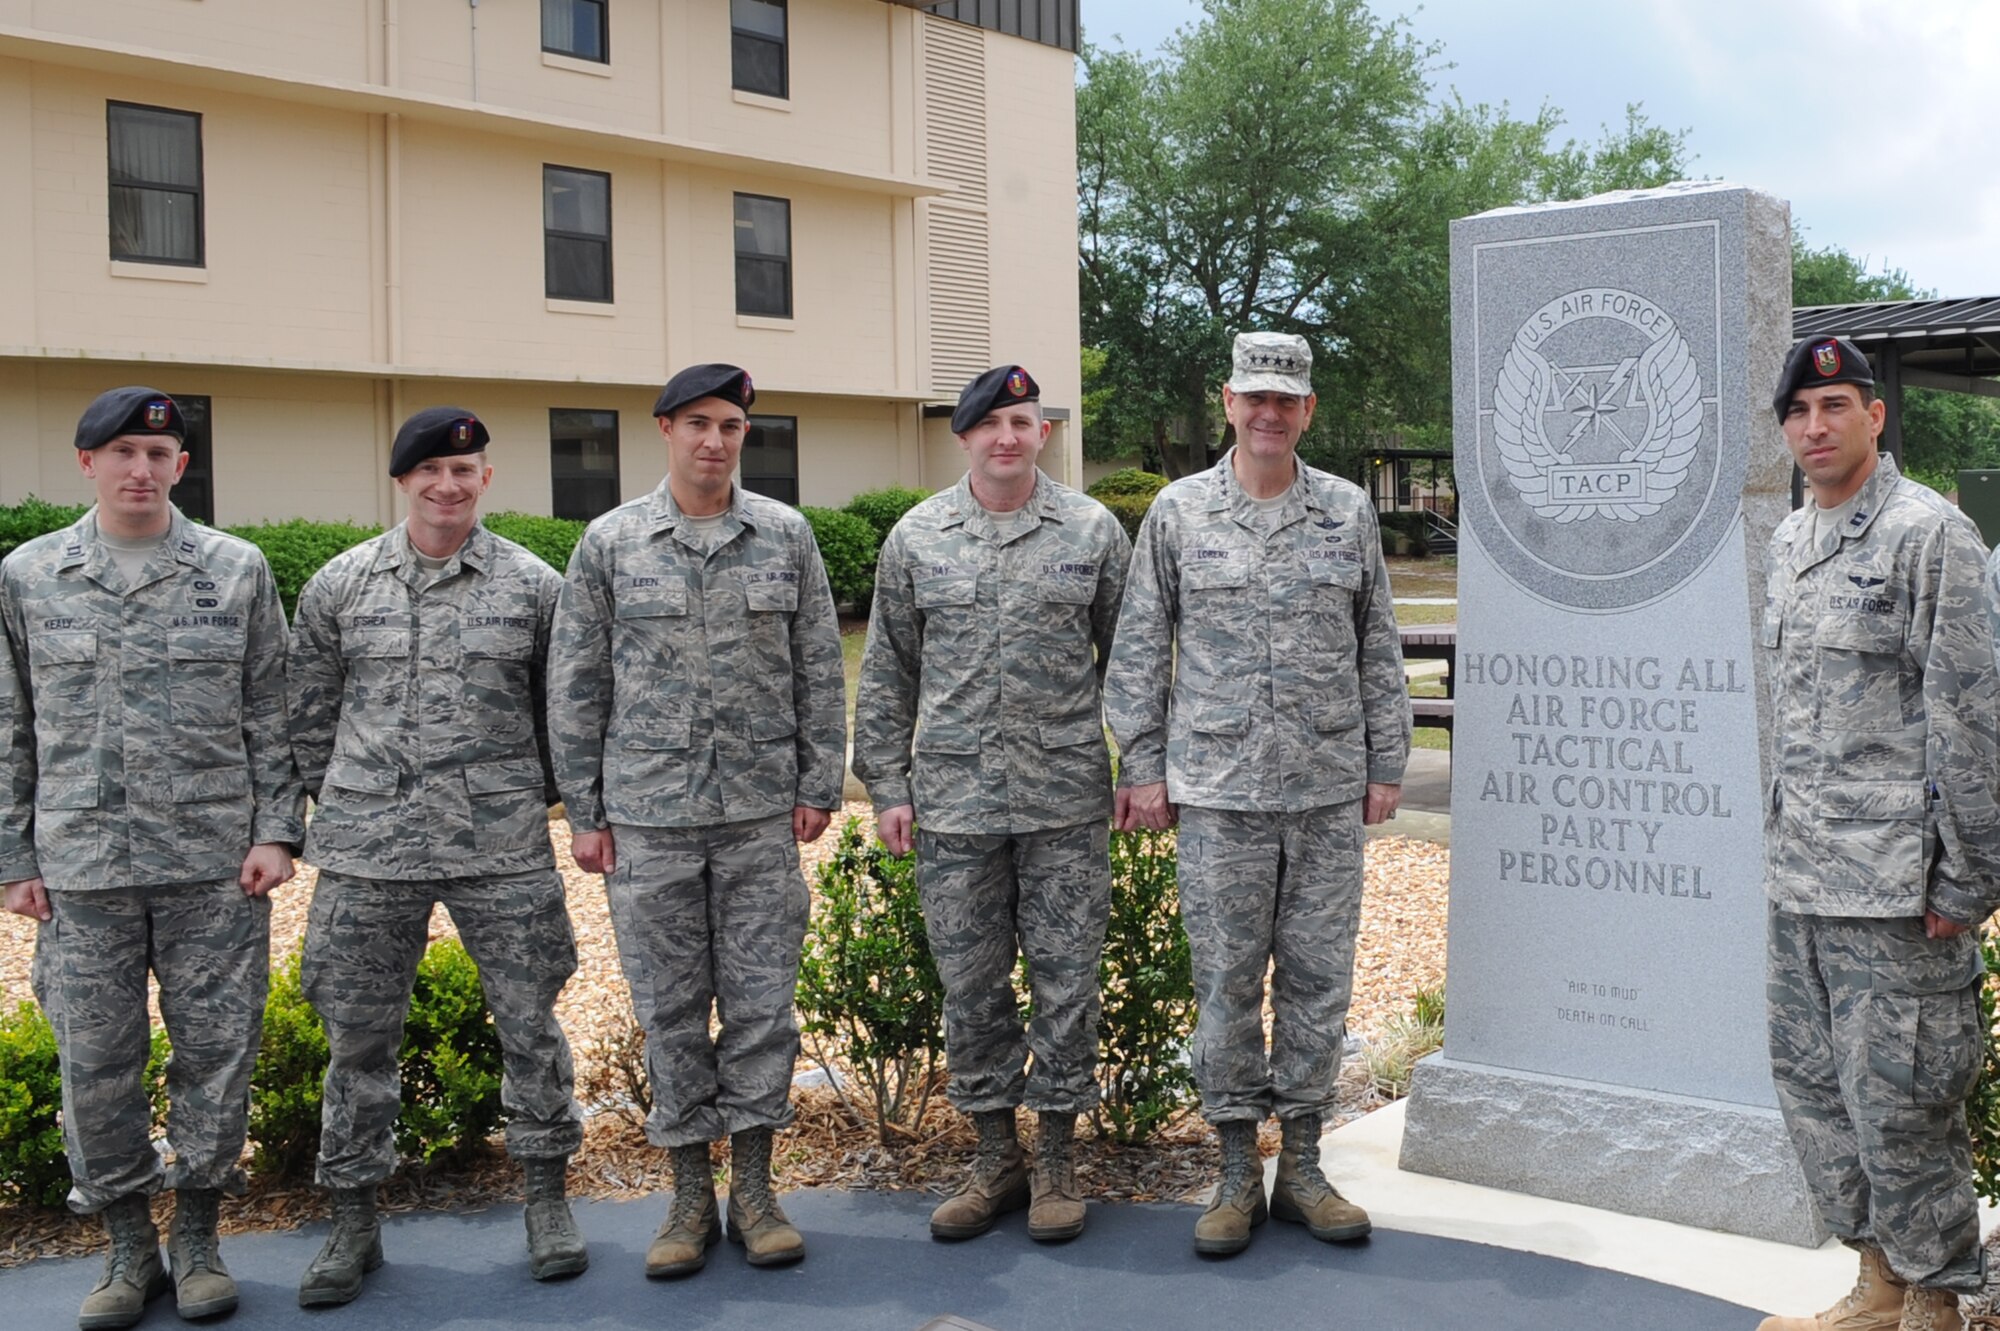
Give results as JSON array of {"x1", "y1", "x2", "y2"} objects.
[
  {"x1": 302, "y1": 869, "x2": 584, "y2": 1188},
  {"x1": 603, "y1": 815, "x2": 807, "y2": 1148},
  {"x1": 1768, "y1": 907, "x2": 1986, "y2": 1291},
  {"x1": 30, "y1": 879, "x2": 269, "y2": 1214},
  {"x1": 916, "y1": 820, "x2": 1111, "y2": 1114},
  {"x1": 1176, "y1": 801, "x2": 1363, "y2": 1124}
]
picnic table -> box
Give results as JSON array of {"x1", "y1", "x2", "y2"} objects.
[{"x1": 1400, "y1": 620, "x2": 1457, "y2": 732}]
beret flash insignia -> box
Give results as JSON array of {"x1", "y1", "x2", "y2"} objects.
[
  {"x1": 1812, "y1": 341, "x2": 1841, "y2": 377},
  {"x1": 452, "y1": 420, "x2": 473, "y2": 445},
  {"x1": 1007, "y1": 369, "x2": 1030, "y2": 397},
  {"x1": 144, "y1": 400, "x2": 171, "y2": 429}
]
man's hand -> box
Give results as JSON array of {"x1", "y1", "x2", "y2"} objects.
[
  {"x1": 3, "y1": 876, "x2": 50, "y2": 922},
  {"x1": 1363, "y1": 782, "x2": 1403, "y2": 826},
  {"x1": 1925, "y1": 910, "x2": 1971, "y2": 940},
  {"x1": 239, "y1": 844, "x2": 296, "y2": 898},
  {"x1": 1116, "y1": 782, "x2": 1176, "y2": 832},
  {"x1": 876, "y1": 804, "x2": 915, "y2": 856},
  {"x1": 572, "y1": 828, "x2": 617, "y2": 876},
  {"x1": 793, "y1": 806, "x2": 833, "y2": 845}
]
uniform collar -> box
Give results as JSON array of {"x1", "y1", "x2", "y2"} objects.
[
  {"x1": 376, "y1": 520, "x2": 492, "y2": 579},
  {"x1": 645, "y1": 476, "x2": 750, "y2": 548},
  {"x1": 60, "y1": 506, "x2": 205, "y2": 594},
  {"x1": 1791, "y1": 452, "x2": 1898, "y2": 575},
  {"x1": 938, "y1": 472, "x2": 1054, "y2": 541},
  {"x1": 1207, "y1": 446, "x2": 1315, "y2": 530}
]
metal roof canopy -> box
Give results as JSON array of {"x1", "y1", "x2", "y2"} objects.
[{"x1": 1792, "y1": 296, "x2": 2000, "y2": 465}]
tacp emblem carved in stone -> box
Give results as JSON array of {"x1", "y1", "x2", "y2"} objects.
[{"x1": 1492, "y1": 288, "x2": 1704, "y2": 524}]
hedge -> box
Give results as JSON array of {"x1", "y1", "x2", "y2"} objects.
[
  {"x1": 1087, "y1": 469, "x2": 1168, "y2": 543},
  {"x1": 842, "y1": 486, "x2": 930, "y2": 544},
  {"x1": 801, "y1": 505, "x2": 880, "y2": 610}
]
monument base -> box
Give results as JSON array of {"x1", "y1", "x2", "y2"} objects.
[{"x1": 1398, "y1": 1054, "x2": 1827, "y2": 1247}]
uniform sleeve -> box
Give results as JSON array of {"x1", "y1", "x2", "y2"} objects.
[
  {"x1": 286, "y1": 568, "x2": 346, "y2": 800},
  {"x1": 1355, "y1": 508, "x2": 1412, "y2": 786},
  {"x1": 533, "y1": 563, "x2": 561, "y2": 808},
  {"x1": 1102, "y1": 499, "x2": 1178, "y2": 789},
  {"x1": 790, "y1": 525, "x2": 849, "y2": 811},
  {"x1": 1919, "y1": 519, "x2": 2000, "y2": 925},
  {"x1": 245, "y1": 556, "x2": 307, "y2": 848},
  {"x1": 547, "y1": 529, "x2": 617, "y2": 833},
  {"x1": 1091, "y1": 510, "x2": 1133, "y2": 691},
  {"x1": 0, "y1": 569, "x2": 39, "y2": 882},
  {"x1": 850, "y1": 527, "x2": 920, "y2": 811}
]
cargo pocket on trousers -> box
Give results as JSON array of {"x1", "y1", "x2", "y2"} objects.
[{"x1": 1864, "y1": 983, "x2": 1982, "y2": 1108}]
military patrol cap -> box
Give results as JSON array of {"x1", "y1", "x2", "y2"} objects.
[
  {"x1": 74, "y1": 386, "x2": 185, "y2": 450},
  {"x1": 653, "y1": 363, "x2": 755, "y2": 419},
  {"x1": 951, "y1": 365, "x2": 1041, "y2": 434},
  {"x1": 1773, "y1": 336, "x2": 1874, "y2": 418},
  {"x1": 389, "y1": 407, "x2": 490, "y2": 478},
  {"x1": 1226, "y1": 332, "x2": 1314, "y2": 397}
]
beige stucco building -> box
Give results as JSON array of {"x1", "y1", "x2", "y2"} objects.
[{"x1": 0, "y1": 0, "x2": 1082, "y2": 526}]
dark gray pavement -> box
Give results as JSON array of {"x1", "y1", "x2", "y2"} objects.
[
  {"x1": 5, "y1": 1189, "x2": 1756, "y2": 1330},
  {"x1": 1398, "y1": 747, "x2": 1453, "y2": 815}
]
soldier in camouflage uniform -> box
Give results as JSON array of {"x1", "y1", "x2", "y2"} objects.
[
  {"x1": 547, "y1": 363, "x2": 846, "y2": 1278},
  {"x1": 0, "y1": 387, "x2": 304, "y2": 1329},
  {"x1": 853, "y1": 365, "x2": 1130, "y2": 1244},
  {"x1": 1103, "y1": 333, "x2": 1410, "y2": 1257},
  {"x1": 1758, "y1": 338, "x2": 2000, "y2": 1331},
  {"x1": 287, "y1": 409, "x2": 587, "y2": 1306}
]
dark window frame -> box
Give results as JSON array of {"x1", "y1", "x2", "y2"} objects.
[
  {"x1": 543, "y1": 164, "x2": 614, "y2": 303},
  {"x1": 741, "y1": 413, "x2": 799, "y2": 506},
  {"x1": 733, "y1": 192, "x2": 793, "y2": 320},
  {"x1": 730, "y1": 0, "x2": 789, "y2": 99},
  {"x1": 107, "y1": 101, "x2": 205, "y2": 267},
  {"x1": 548, "y1": 407, "x2": 622, "y2": 521},
  {"x1": 167, "y1": 394, "x2": 214, "y2": 523},
  {"x1": 540, "y1": 0, "x2": 609, "y2": 63}
]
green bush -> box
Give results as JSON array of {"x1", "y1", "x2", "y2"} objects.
[
  {"x1": 1086, "y1": 468, "x2": 1168, "y2": 500},
  {"x1": 801, "y1": 506, "x2": 880, "y2": 611},
  {"x1": 0, "y1": 497, "x2": 90, "y2": 561},
  {"x1": 397, "y1": 938, "x2": 505, "y2": 1169},
  {"x1": 0, "y1": 1002, "x2": 70, "y2": 1208},
  {"x1": 1970, "y1": 929, "x2": 2000, "y2": 1204},
  {"x1": 1094, "y1": 831, "x2": 1196, "y2": 1145},
  {"x1": 249, "y1": 952, "x2": 331, "y2": 1179},
  {"x1": 1376, "y1": 512, "x2": 1434, "y2": 559},
  {"x1": 1363, "y1": 985, "x2": 1446, "y2": 1101},
  {"x1": 842, "y1": 487, "x2": 931, "y2": 544},
  {"x1": 225, "y1": 519, "x2": 381, "y2": 616},
  {"x1": 795, "y1": 818, "x2": 946, "y2": 1144},
  {"x1": 484, "y1": 511, "x2": 587, "y2": 573}
]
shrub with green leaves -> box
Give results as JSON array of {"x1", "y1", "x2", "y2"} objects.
[
  {"x1": 795, "y1": 819, "x2": 946, "y2": 1143},
  {"x1": 842, "y1": 486, "x2": 930, "y2": 544},
  {"x1": 1087, "y1": 470, "x2": 1168, "y2": 543},
  {"x1": 800, "y1": 506, "x2": 881, "y2": 610},
  {"x1": 248, "y1": 952, "x2": 332, "y2": 1178},
  {"x1": 484, "y1": 511, "x2": 588, "y2": 573},
  {"x1": 1363, "y1": 985, "x2": 1446, "y2": 1101},
  {"x1": 0, "y1": 497, "x2": 90, "y2": 561},
  {"x1": 398, "y1": 938, "x2": 505, "y2": 1169},
  {"x1": 1094, "y1": 830, "x2": 1196, "y2": 1145},
  {"x1": 1970, "y1": 929, "x2": 2000, "y2": 1204},
  {"x1": 225, "y1": 519, "x2": 381, "y2": 616},
  {"x1": 0, "y1": 1002, "x2": 70, "y2": 1208}
]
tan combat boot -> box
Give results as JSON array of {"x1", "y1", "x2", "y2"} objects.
[
  {"x1": 1269, "y1": 1113, "x2": 1371, "y2": 1242},
  {"x1": 297, "y1": 1186, "x2": 384, "y2": 1308},
  {"x1": 646, "y1": 1142, "x2": 721, "y2": 1278},
  {"x1": 167, "y1": 1188, "x2": 239, "y2": 1319},
  {"x1": 77, "y1": 1192, "x2": 170, "y2": 1331},
  {"x1": 726, "y1": 1127, "x2": 805, "y2": 1267},
  {"x1": 521, "y1": 1155, "x2": 589, "y2": 1280},
  {"x1": 1754, "y1": 1243, "x2": 1905, "y2": 1331},
  {"x1": 1027, "y1": 1111, "x2": 1086, "y2": 1243},
  {"x1": 1192, "y1": 1120, "x2": 1266, "y2": 1257},
  {"x1": 931, "y1": 1110, "x2": 1030, "y2": 1241},
  {"x1": 1900, "y1": 1285, "x2": 1965, "y2": 1331}
]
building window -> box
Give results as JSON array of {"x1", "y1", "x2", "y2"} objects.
[
  {"x1": 542, "y1": 0, "x2": 608, "y2": 62},
  {"x1": 734, "y1": 194, "x2": 792, "y2": 319},
  {"x1": 168, "y1": 395, "x2": 214, "y2": 523},
  {"x1": 544, "y1": 166, "x2": 612, "y2": 302},
  {"x1": 107, "y1": 102, "x2": 203, "y2": 266},
  {"x1": 549, "y1": 409, "x2": 620, "y2": 520},
  {"x1": 741, "y1": 415, "x2": 798, "y2": 505},
  {"x1": 731, "y1": 0, "x2": 788, "y2": 98}
]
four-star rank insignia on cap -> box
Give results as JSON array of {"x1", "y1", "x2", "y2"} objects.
[
  {"x1": 144, "y1": 400, "x2": 172, "y2": 429},
  {"x1": 1007, "y1": 369, "x2": 1030, "y2": 398},
  {"x1": 1812, "y1": 341, "x2": 1842, "y2": 377}
]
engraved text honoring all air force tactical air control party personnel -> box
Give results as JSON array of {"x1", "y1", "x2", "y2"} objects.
[{"x1": 1399, "y1": 183, "x2": 1821, "y2": 1246}]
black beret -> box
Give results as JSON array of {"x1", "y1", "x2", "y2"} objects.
[
  {"x1": 1773, "y1": 336, "x2": 1874, "y2": 418},
  {"x1": 653, "y1": 363, "x2": 755, "y2": 418},
  {"x1": 74, "y1": 386, "x2": 184, "y2": 450},
  {"x1": 951, "y1": 365, "x2": 1040, "y2": 435},
  {"x1": 389, "y1": 407, "x2": 490, "y2": 478}
]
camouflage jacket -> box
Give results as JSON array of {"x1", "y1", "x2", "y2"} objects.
[
  {"x1": 852, "y1": 472, "x2": 1130, "y2": 834},
  {"x1": 1763, "y1": 454, "x2": 2000, "y2": 922},
  {"x1": 548, "y1": 479, "x2": 847, "y2": 831},
  {"x1": 1102, "y1": 449, "x2": 1411, "y2": 812},
  {"x1": 288, "y1": 522, "x2": 561, "y2": 880},
  {"x1": 0, "y1": 507, "x2": 304, "y2": 892}
]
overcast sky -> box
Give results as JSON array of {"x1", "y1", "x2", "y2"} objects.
[{"x1": 1081, "y1": 0, "x2": 2000, "y2": 300}]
